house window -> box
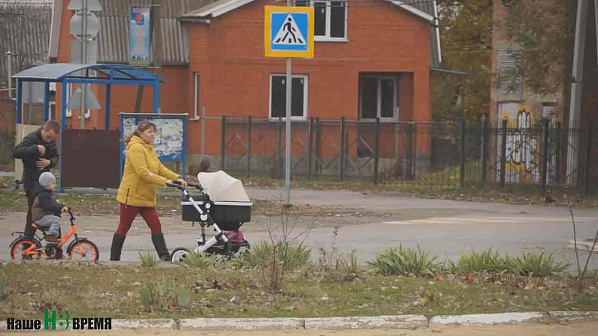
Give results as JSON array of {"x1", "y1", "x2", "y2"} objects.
[
  {"x1": 193, "y1": 72, "x2": 200, "y2": 119},
  {"x1": 360, "y1": 76, "x2": 398, "y2": 120},
  {"x1": 269, "y1": 74, "x2": 308, "y2": 120},
  {"x1": 498, "y1": 49, "x2": 523, "y2": 94},
  {"x1": 296, "y1": 0, "x2": 347, "y2": 40}
]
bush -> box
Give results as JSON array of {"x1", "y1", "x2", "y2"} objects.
[
  {"x1": 338, "y1": 250, "x2": 360, "y2": 272},
  {"x1": 176, "y1": 251, "x2": 228, "y2": 269},
  {"x1": 513, "y1": 252, "x2": 570, "y2": 278},
  {"x1": 139, "y1": 277, "x2": 189, "y2": 311},
  {"x1": 139, "y1": 252, "x2": 159, "y2": 267},
  {"x1": 368, "y1": 245, "x2": 440, "y2": 276},
  {"x1": 232, "y1": 241, "x2": 311, "y2": 271},
  {"x1": 449, "y1": 248, "x2": 514, "y2": 274}
]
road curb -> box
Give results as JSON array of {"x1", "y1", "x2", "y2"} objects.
[
  {"x1": 303, "y1": 315, "x2": 428, "y2": 329},
  {"x1": 178, "y1": 317, "x2": 305, "y2": 330},
  {"x1": 548, "y1": 311, "x2": 598, "y2": 322},
  {"x1": 111, "y1": 319, "x2": 176, "y2": 330},
  {"x1": 428, "y1": 312, "x2": 547, "y2": 326},
  {"x1": 2, "y1": 312, "x2": 597, "y2": 331}
]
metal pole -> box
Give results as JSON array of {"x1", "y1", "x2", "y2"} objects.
[
  {"x1": 60, "y1": 81, "x2": 68, "y2": 193},
  {"x1": 414, "y1": 123, "x2": 419, "y2": 180},
  {"x1": 283, "y1": 0, "x2": 292, "y2": 204},
  {"x1": 555, "y1": 122, "x2": 562, "y2": 183},
  {"x1": 80, "y1": 0, "x2": 88, "y2": 129},
  {"x1": 221, "y1": 115, "x2": 227, "y2": 170},
  {"x1": 316, "y1": 117, "x2": 321, "y2": 175},
  {"x1": 105, "y1": 84, "x2": 111, "y2": 130},
  {"x1": 277, "y1": 117, "x2": 282, "y2": 179},
  {"x1": 44, "y1": 82, "x2": 50, "y2": 121},
  {"x1": 500, "y1": 118, "x2": 508, "y2": 187},
  {"x1": 584, "y1": 121, "x2": 593, "y2": 196},
  {"x1": 6, "y1": 51, "x2": 14, "y2": 100},
  {"x1": 374, "y1": 117, "x2": 380, "y2": 185},
  {"x1": 406, "y1": 123, "x2": 413, "y2": 180},
  {"x1": 340, "y1": 117, "x2": 346, "y2": 181},
  {"x1": 201, "y1": 106, "x2": 206, "y2": 155},
  {"x1": 541, "y1": 119, "x2": 550, "y2": 191},
  {"x1": 153, "y1": 83, "x2": 159, "y2": 113},
  {"x1": 247, "y1": 116, "x2": 252, "y2": 177},
  {"x1": 27, "y1": 82, "x2": 32, "y2": 124},
  {"x1": 16, "y1": 80, "x2": 22, "y2": 124},
  {"x1": 307, "y1": 117, "x2": 314, "y2": 179},
  {"x1": 481, "y1": 116, "x2": 488, "y2": 186},
  {"x1": 284, "y1": 60, "x2": 292, "y2": 203},
  {"x1": 460, "y1": 119, "x2": 466, "y2": 188},
  {"x1": 567, "y1": 0, "x2": 589, "y2": 186}
]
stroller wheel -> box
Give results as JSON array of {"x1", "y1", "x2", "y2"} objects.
[{"x1": 171, "y1": 248, "x2": 191, "y2": 262}]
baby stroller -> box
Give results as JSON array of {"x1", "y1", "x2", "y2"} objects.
[{"x1": 167, "y1": 170, "x2": 251, "y2": 262}]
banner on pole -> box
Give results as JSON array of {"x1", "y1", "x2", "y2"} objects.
[{"x1": 129, "y1": 6, "x2": 151, "y2": 66}]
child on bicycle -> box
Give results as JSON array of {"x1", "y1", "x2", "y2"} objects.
[{"x1": 31, "y1": 172, "x2": 68, "y2": 245}]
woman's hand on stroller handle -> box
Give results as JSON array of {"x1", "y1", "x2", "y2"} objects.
[
  {"x1": 166, "y1": 180, "x2": 184, "y2": 189},
  {"x1": 166, "y1": 179, "x2": 204, "y2": 191}
]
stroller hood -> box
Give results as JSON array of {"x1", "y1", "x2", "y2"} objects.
[{"x1": 198, "y1": 170, "x2": 250, "y2": 202}]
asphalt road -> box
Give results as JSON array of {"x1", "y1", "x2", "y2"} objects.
[{"x1": 1, "y1": 188, "x2": 596, "y2": 271}]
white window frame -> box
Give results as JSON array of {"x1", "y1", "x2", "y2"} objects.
[
  {"x1": 306, "y1": 0, "x2": 348, "y2": 42},
  {"x1": 359, "y1": 75, "x2": 398, "y2": 122},
  {"x1": 192, "y1": 72, "x2": 201, "y2": 120},
  {"x1": 269, "y1": 74, "x2": 308, "y2": 121}
]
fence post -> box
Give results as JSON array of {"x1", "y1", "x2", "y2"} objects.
[
  {"x1": 406, "y1": 123, "x2": 414, "y2": 180},
  {"x1": 307, "y1": 117, "x2": 314, "y2": 180},
  {"x1": 500, "y1": 118, "x2": 508, "y2": 187},
  {"x1": 541, "y1": 119, "x2": 549, "y2": 191},
  {"x1": 459, "y1": 119, "x2": 466, "y2": 188},
  {"x1": 584, "y1": 120, "x2": 593, "y2": 196},
  {"x1": 413, "y1": 123, "x2": 418, "y2": 180},
  {"x1": 481, "y1": 116, "x2": 488, "y2": 187},
  {"x1": 316, "y1": 118, "x2": 322, "y2": 176},
  {"x1": 277, "y1": 117, "x2": 282, "y2": 179},
  {"x1": 555, "y1": 122, "x2": 562, "y2": 183},
  {"x1": 220, "y1": 115, "x2": 227, "y2": 171},
  {"x1": 340, "y1": 117, "x2": 346, "y2": 181},
  {"x1": 374, "y1": 117, "x2": 380, "y2": 185},
  {"x1": 247, "y1": 116, "x2": 252, "y2": 177}
]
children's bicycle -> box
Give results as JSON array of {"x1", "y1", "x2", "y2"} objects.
[{"x1": 9, "y1": 209, "x2": 99, "y2": 261}]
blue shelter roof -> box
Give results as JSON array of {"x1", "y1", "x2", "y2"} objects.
[{"x1": 13, "y1": 63, "x2": 164, "y2": 82}]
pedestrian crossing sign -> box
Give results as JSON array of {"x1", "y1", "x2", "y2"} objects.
[{"x1": 264, "y1": 6, "x2": 314, "y2": 58}]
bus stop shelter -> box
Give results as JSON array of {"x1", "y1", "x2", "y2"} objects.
[{"x1": 12, "y1": 63, "x2": 163, "y2": 191}]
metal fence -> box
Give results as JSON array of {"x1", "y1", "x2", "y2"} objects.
[{"x1": 219, "y1": 116, "x2": 598, "y2": 195}]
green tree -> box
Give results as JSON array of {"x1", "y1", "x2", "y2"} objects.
[
  {"x1": 499, "y1": 0, "x2": 573, "y2": 97},
  {"x1": 432, "y1": 0, "x2": 493, "y2": 121}
]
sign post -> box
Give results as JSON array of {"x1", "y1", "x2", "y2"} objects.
[
  {"x1": 68, "y1": 0, "x2": 101, "y2": 128},
  {"x1": 264, "y1": 5, "x2": 314, "y2": 204}
]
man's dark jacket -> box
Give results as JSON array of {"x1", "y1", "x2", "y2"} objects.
[{"x1": 12, "y1": 128, "x2": 59, "y2": 189}]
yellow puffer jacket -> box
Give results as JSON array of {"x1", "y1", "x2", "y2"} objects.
[{"x1": 116, "y1": 136, "x2": 179, "y2": 207}]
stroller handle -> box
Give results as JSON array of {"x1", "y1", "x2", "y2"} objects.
[{"x1": 165, "y1": 181, "x2": 204, "y2": 191}]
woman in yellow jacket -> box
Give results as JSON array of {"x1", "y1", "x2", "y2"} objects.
[{"x1": 110, "y1": 121, "x2": 187, "y2": 261}]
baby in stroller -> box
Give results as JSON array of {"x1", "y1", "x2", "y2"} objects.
[{"x1": 167, "y1": 170, "x2": 251, "y2": 261}]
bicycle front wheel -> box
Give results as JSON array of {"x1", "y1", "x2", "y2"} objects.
[{"x1": 69, "y1": 239, "x2": 99, "y2": 262}]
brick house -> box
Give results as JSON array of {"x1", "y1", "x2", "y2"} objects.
[{"x1": 51, "y1": 0, "x2": 440, "y2": 172}]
